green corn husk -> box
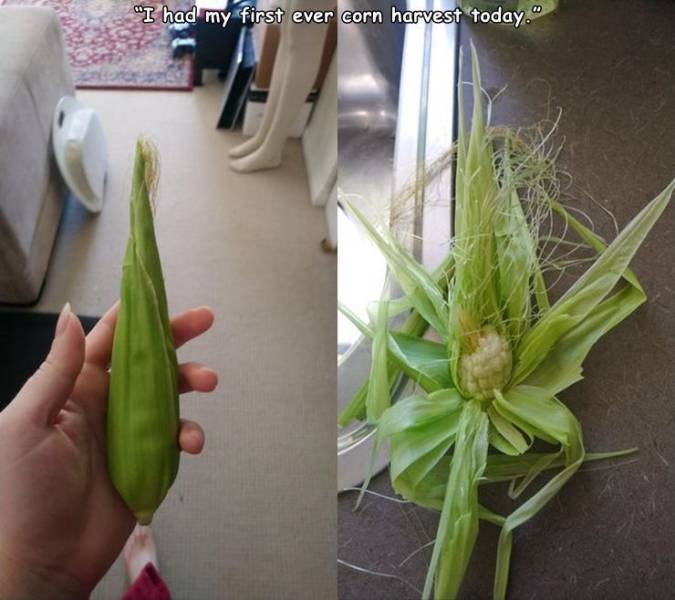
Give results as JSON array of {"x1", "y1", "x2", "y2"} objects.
[
  {"x1": 341, "y1": 43, "x2": 675, "y2": 600},
  {"x1": 108, "y1": 139, "x2": 180, "y2": 526}
]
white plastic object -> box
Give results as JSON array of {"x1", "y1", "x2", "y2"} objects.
[
  {"x1": 302, "y1": 54, "x2": 336, "y2": 206},
  {"x1": 52, "y1": 96, "x2": 108, "y2": 213}
]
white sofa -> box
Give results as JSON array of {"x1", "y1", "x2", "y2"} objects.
[{"x1": 0, "y1": 7, "x2": 74, "y2": 303}]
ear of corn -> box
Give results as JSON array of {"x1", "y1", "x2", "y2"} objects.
[
  {"x1": 341, "y1": 42, "x2": 675, "y2": 600},
  {"x1": 107, "y1": 139, "x2": 180, "y2": 526},
  {"x1": 458, "y1": 324, "x2": 512, "y2": 400}
]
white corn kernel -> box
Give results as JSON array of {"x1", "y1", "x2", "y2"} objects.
[{"x1": 459, "y1": 325, "x2": 512, "y2": 400}]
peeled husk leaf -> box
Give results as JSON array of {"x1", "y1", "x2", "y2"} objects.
[{"x1": 340, "y1": 43, "x2": 675, "y2": 600}]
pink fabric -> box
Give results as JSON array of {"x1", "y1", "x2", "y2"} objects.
[{"x1": 121, "y1": 563, "x2": 171, "y2": 600}]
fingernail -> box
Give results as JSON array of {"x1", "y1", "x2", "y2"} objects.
[{"x1": 55, "y1": 302, "x2": 72, "y2": 337}]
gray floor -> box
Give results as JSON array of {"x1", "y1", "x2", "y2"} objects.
[{"x1": 34, "y1": 82, "x2": 336, "y2": 599}]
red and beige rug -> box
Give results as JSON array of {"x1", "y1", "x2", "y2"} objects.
[{"x1": 2, "y1": 0, "x2": 194, "y2": 90}]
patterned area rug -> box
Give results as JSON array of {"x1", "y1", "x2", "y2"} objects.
[{"x1": 3, "y1": 0, "x2": 194, "y2": 90}]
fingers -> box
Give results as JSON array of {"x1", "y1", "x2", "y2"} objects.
[
  {"x1": 171, "y1": 307, "x2": 215, "y2": 349},
  {"x1": 84, "y1": 301, "x2": 120, "y2": 368},
  {"x1": 74, "y1": 361, "x2": 217, "y2": 406},
  {"x1": 178, "y1": 362, "x2": 218, "y2": 394},
  {"x1": 17, "y1": 304, "x2": 86, "y2": 424},
  {"x1": 84, "y1": 304, "x2": 215, "y2": 369},
  {"x1": 179, "y1": 419, "x2": 205, "y2": 454}
]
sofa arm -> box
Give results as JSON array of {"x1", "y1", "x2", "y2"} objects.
[{"x1": 0, "y1": 6, "x2": 75, "y2": 303}]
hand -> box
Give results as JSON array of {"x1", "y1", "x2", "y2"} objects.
[{"x1": 0, "y1": 303, "x2": 217, "y2": 599}]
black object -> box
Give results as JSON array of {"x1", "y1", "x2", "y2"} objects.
[
  {"x1": 193, "y1": 0, "x2": 256, "y2": 86},
  {"x1": 172, "y1": 38, "x2": 197, "y2": 59},
  {"x1": 247, "y1": 88, "x2": 319, "y2": 104},
  {"x1": 0, "y1": 312, "x2": 97, "y2": 412},
  {"x1": 217, "y1": 27, "x2": 255, "y2": 129},
  {"x1": 169, "y1": 23, "x2": 195, "y2": 39}
]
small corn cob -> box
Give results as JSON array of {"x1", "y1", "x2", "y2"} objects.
[
  {"x1": 107, "y1": 139, "x2": 180, "y2": 525},
  {"x1": 457, "y1": 311, "x2": 512, "y2": 400}
]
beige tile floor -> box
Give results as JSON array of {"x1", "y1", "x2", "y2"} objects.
[{"x1": 34, "y1": 82, "x2": 336, "y2": 599}]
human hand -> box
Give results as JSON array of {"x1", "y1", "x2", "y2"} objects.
[{"x1": 0, "y1": 303, "x2": 217, "y2": 599}]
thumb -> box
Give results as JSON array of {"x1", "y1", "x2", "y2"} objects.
[{"x1": 16, "y1": 303, "x2": 86, "y2": 424}]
